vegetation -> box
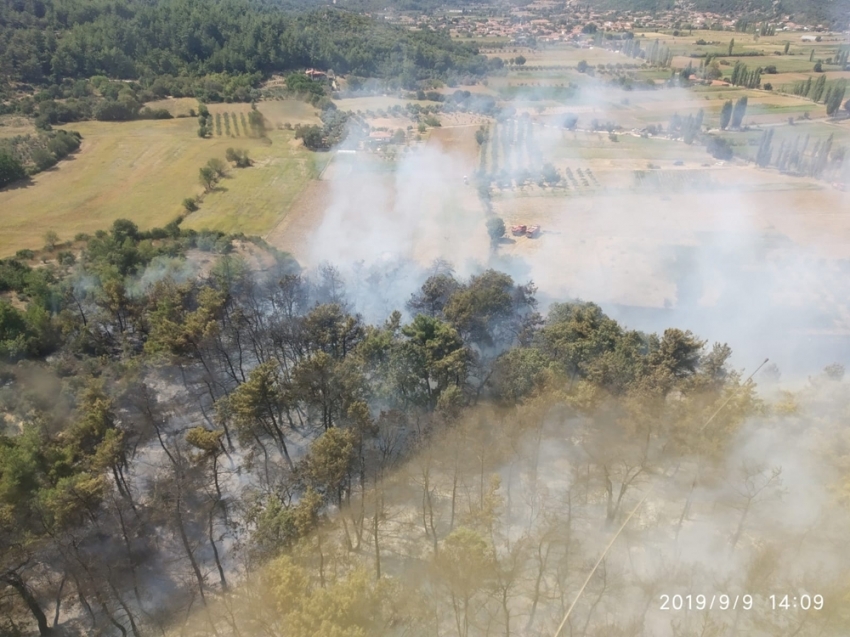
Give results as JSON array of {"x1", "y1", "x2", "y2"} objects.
[
  {"x1": 0, "y1": 130, "x2": 82, "y2": 184},
  {"x1": 3, "y1": 4, "x2": 850, "y2": 635},
  {"x1": 0, "y1": 0, "x2": 492, "y2": 105},
  {"x1": 0, "y1": 233, "x2": 846, "y2": 635},
  {"x1": 0, "y1": 153, "x2": 26, "y2": 189}
]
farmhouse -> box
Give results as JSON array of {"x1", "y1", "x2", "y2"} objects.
[{"x1": 367, "y1": 130, "x2": 393, "y2": 150}]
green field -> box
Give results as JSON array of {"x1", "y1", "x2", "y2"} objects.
[{"x1": 0, "y1": 104, "x2": 319, "y2": 255}]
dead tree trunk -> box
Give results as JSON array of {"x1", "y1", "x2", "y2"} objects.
[{"x1": 1, "y1": 572, "x2": 52, "y2": 636}]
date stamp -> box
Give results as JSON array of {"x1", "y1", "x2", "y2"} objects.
[
  {"x1": 659, "y1": 593, "x2": 824, "y2": 612},
  {"x1": 660, "y1": 594, "x2": 754, "y2": 611}
]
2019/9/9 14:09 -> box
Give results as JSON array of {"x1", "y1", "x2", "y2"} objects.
[{"x1": 771, "y1": 595, "x2": 824, "y2": 610}]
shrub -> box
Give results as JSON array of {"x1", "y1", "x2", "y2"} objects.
[
  {"x1": 486, "y1": 217, "x2": 506, "y2": 243},
  {"x1": 706, "y1": 136, "x2": 734, "y2": 160},
  {"x1": 139, "y1": 107, "x2": 174, "y2": 120},
  {"x1": 57, "y1": 251, "x2": 76, "y2": 266},
  {"x1": 207, "y1": 157, "x2": 228, "y2": 178},
  {"x1": 225, "y1": 148, "x2": 251, "y2": 168},
  {"x1": 0, "y1": 152, "x2": 26, "y2": 188},
  {"x1": 43, "y1": 230, "x2": 59, "y2": 251},
  {"x1": 31, "y1": 148, "x2": 57, "y2": 171},
  {"x1": 95, "y1": 99, "x2": 140, "y2": 121}
]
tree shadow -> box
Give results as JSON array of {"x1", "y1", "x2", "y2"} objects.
[
  {"x1": 1, "y1": 177, "x2": 35, "y2": 191},
  {"x1": 498, "y1": 237, "x2": 517, "y2": 245}
]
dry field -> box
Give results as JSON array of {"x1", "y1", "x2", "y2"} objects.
[
  {"x1": 266, "y1": 125, "x2": 490, "y2": 266},
  {"x1": 486, "y1": 166, "x2": 850, "y2": 378},
  {"x1": 0, "y1": 111, "x2": 316, "y2": 255},
  {"x1": 252, "y1": 100, "x2": 322, "y2": 127},
  {"x1": 144, "y1": 97, "x2": 199, "y2": 117},
  {"x1": 334, "y1": 96, "x2": 437, "y2": 112}
]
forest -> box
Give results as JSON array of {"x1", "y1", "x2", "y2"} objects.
[
  {"x1": 1, "y1": 221, "x2": 849, "y2": 636},
  {"x1": 0, "y1": 0, "x2": 492, "y2": 98}
]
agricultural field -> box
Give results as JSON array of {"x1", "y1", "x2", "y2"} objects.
[
  {"x1": 0, "y1": 102, "x2": 319, "y2": 255},
  {"x1": 143, "y1": 97, "x2": 200, "y2": 117}
]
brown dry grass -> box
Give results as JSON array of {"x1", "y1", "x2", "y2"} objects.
[{"x1": 0, "y1": 116, "x2": 315, "y2": 255}]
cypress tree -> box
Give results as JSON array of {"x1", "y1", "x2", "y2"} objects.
[
  {"x1": 811, "y1": 75, "x2": 826, "y2": 102},
  {"x1": 720, "y1": 100, "x2": 733, "y2": 129},
  {"x1": 827, "y1": 84, "x2": 846, "y2": 116},
  {"x1": 731, "y1": 96, "x2": 748, "y2": 128}
]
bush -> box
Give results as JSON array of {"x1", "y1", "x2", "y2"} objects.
[
  {"x1": 139, "y1": 107, "x2": 174, "y2": 120},
  {"x1": 207, "y1": 157, "x2": 228, "y2": 178},
  {"x1": 182, "y1": 197, "x2": 199, "y2": 212},
  {"x1": 225, "y1": 148, "x2": 251, "y2": 168},
  {"x1": 295, "y1": 125, "x2": 324, "y2": 150},
  {"x1": 706, "y1": 136, "x2": 734, "y2": 160},
  {"x1": 31, "y1": 148, "x2": 57, "y2": 171},
  {"x1": 14, "y1": 249, "x2": 35, "y2": 260},
  {"x1": 43, "y1": 230, "x2": 59, "y2": 251},
  {"x1": 148, "y1": 227, "x2": 170, "y2": 240},
  {"x1": 57, "y1": 251, "x2": 76, "y2": 266},
  {"x1": 0, "y1": 152, "x2": 26, "y2": 188},
  {"x1": 486, "y1": 217, "x2": 506, "y2": 243},
  {"x1": 95, "y1": 99, "x2": 141, "y2": 121}
]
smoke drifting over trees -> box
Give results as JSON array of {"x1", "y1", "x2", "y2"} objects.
[{"x1": 4, "y1": 37, "x2": 850, "y2": 637}]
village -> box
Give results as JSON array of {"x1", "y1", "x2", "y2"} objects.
[{"x1": 373, "y1": 0, "x2": 846, "y2": 44}]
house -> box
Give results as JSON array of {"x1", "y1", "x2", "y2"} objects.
[
  {"x1": 367, "y1": 131, "x2": 393, "y2": 149},
  {"x1": 305, "y1": 68, "x2": 327, "y2": 79}
]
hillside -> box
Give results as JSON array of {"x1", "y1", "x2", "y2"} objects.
[{"x1": 0, "y1": 0, "x2": 490, "y2": 92}]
